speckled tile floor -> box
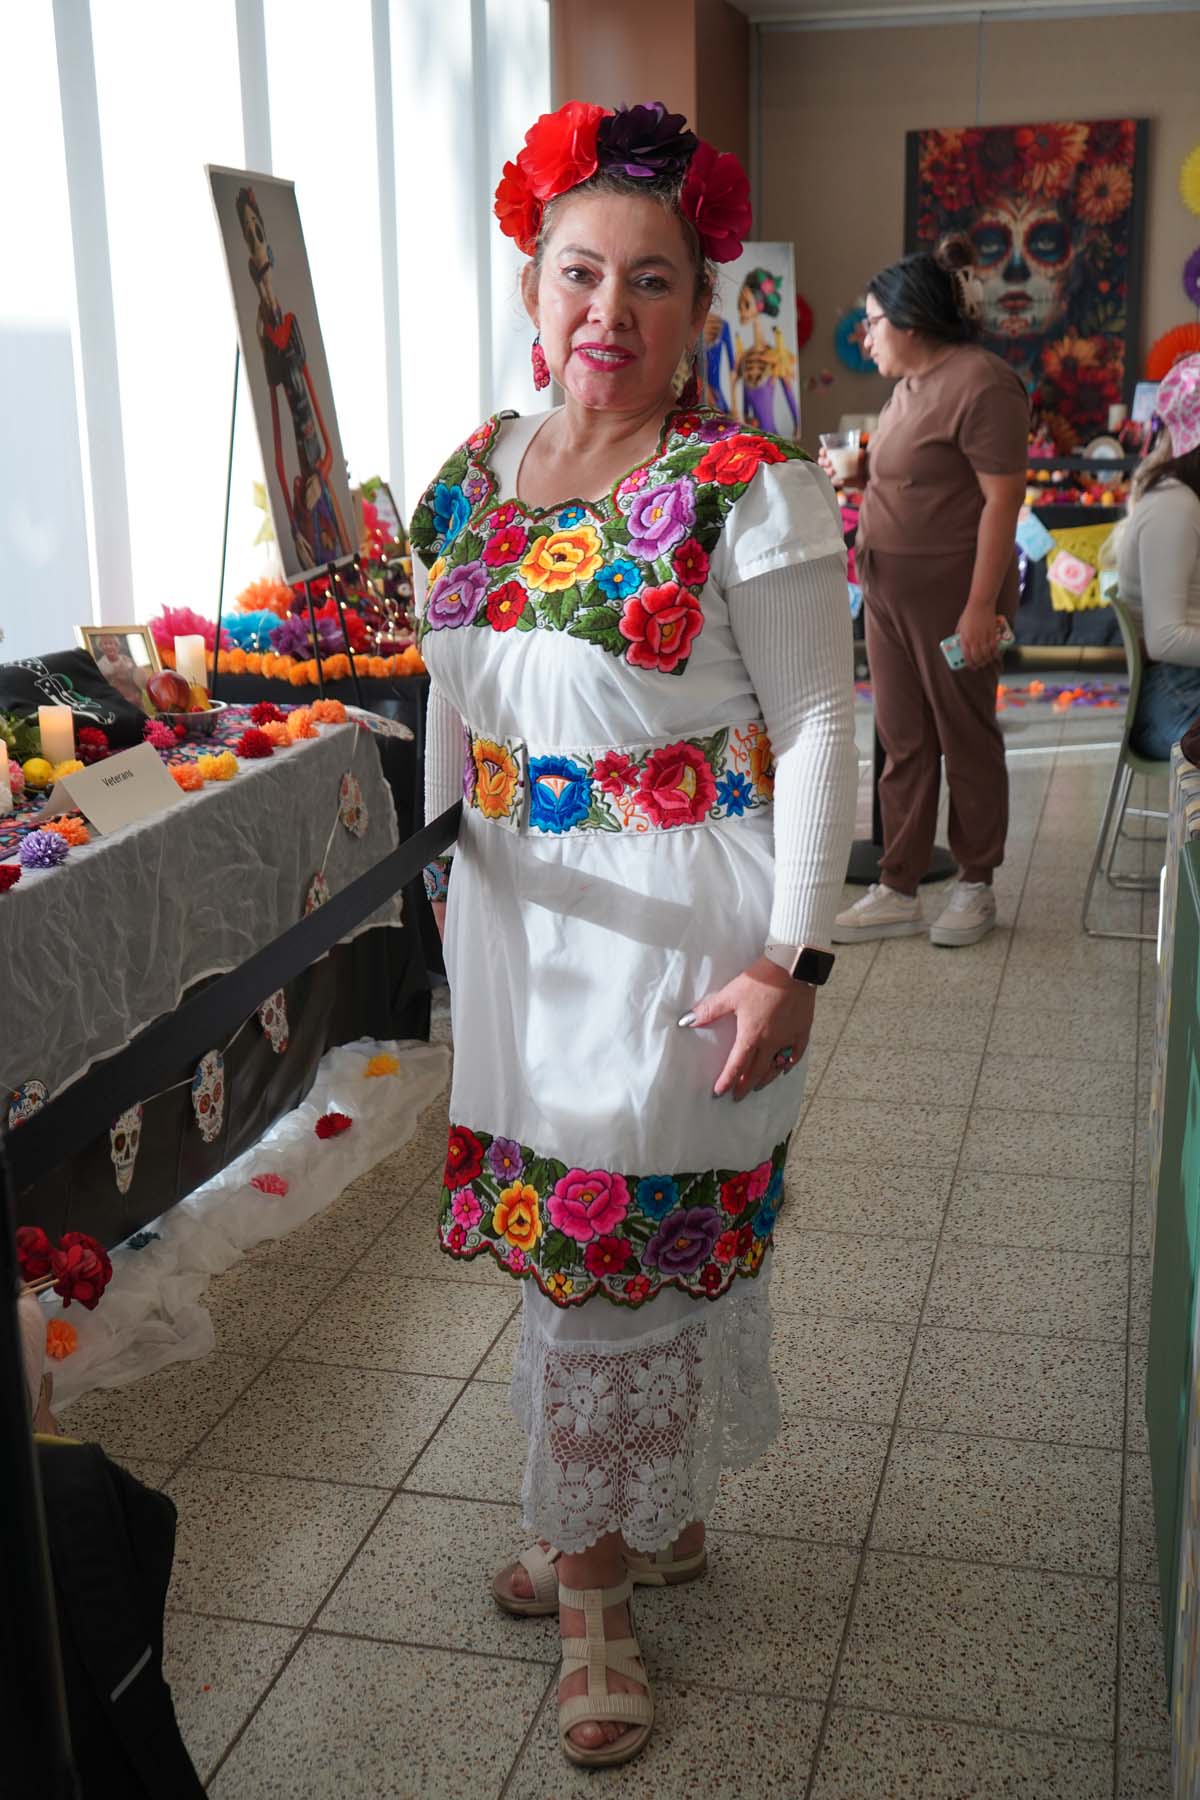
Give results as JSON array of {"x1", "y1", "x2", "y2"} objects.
[{"x1": 56, "y1": 710, "x2": 1174, "y2": 1798}]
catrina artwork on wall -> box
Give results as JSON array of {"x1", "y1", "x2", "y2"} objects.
[{"x1": 906, "y1": 119, "x2": 1148, "y2": 449}]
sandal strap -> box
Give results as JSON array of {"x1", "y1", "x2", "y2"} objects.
[
  {"x1": 561, "y1": 1637, "x2": 645, "y2": 1684},
  {"x1": 559, "y1": 1690, "x2": 654, "y2": 1733},
  {"x1": 516, "y1": 1542, "x2": 561, "y2": 1606},
  {"x1": 557, "y1": 1574, "x2": 634, "y2": 1612}
]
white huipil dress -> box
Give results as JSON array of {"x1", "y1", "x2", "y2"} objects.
[{"x1": 415, "y1": 408, "x2": 856, "y2": 1553}]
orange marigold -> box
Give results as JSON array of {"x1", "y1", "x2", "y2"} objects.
[
  {"x1": 311, "y1": 699, "x2": 348, "y2": 724},
  {"x1": 259, "y1": 720, "x2": 290, "y2": 745},
  {"x1": 43, "y1": 816, "x2": 91, "y2": 847},
  {"x1": 365, "y1": 1053, "x2": 400, "y2": 1077},
  {"x1": 236, "y1": 576, "x2": 294, "y2": 616},
  {"x1": 45, "y1": 1318, "x2": 78, "y2": 1360},
  {"x1": 286, "y1": 707, "x2": 317, "y2": 740},
  {"x1": 170, "y1": 762, "x2": 204, "y2": 791}
]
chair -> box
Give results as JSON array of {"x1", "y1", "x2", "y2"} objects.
[{"x1": 1081, "y1": 591, "x2": 1170, "y2": 941}]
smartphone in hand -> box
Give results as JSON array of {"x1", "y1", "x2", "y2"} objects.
[{"x1": 940, "y1": 617, "x2": 1014, "y2": 670}]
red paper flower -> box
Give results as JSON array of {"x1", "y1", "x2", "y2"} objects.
[
  {"x1": 16, "y1": 1224, "x2": 53, "y2": 1282},
  {"x1": 0, "y1": 865, "x2": 21, "y2": 894},
  {"x1": 679, "y1": 139, "x2": 751, "y2": 263},
  {"x1": 250, "y1": 702, "x2": 287, "y2": 725},
  {"x1": 251, "y1": 1172, "x2": 290, "y2": 1195},
  {"x1": 444, "y1": 1125, "x2": 484, "y2": 1188},
  {"x1": 695, "y1": 433, "x2": 788, "y2": 487},
  {"x1": 618, "y1": 583, "x2": 704, "y2": 674},
  {"x1": 76, "y1": 727, "x2": 110, "y2": 765},
  {"x1": 494, "y1": 158, "x2": 543, "y2": 254},
  {"x1": 236, "y1": 728, "x2": 275, "y2": 759},
  {"x1": 314, "y1": 1111, "x2": 353, "y2": 1139},
  {"x1": 50, "y1": 1232, "x2": 113, "y2": 1310},
  {"x1": 518, "y1": 101, "x2": 606, "y2": 202}
]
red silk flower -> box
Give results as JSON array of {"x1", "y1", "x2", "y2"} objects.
[
  {"x1": 679, "y1": 140, "x2": 751, "y2": 263},
  {"x1": 315, "y1": 1111, "x2": 353, "y2": 1139},
  {"x1": 494, "y1": 159, "x2": 543, "y2": 255},
  {"x1": 518, "y1": 101, "x2": 606, "y2": 202},
  {"x1": 50, "y1": 1232, "x2": 113, "y2": 1310},
  {"x1": 16, "y1": 1224, "x2": 53, "y2": 1283}
]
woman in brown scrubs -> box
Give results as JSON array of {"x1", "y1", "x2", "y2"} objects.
[{"x1": 823, "y1": 236, "x2": 1028, "y2": 947}]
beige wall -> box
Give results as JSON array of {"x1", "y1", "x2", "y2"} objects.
[
  {"x1": 759, "y1": 10, "x2": 1200, "y2": 442},
  {"x1": 550, "y1": 0, "x2": 748, "y2": 163}
]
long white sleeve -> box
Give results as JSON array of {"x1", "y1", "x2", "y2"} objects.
[
  {"x1": 1124, "y1": 485, "x2": 1200, "y2": 666},
  {"x1": 727, "y1": 551, "x2": 858, "y2": 948}
]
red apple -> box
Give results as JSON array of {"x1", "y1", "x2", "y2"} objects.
[{"x1": 145, "y1": 670, "x2": 191, "y2": 713}]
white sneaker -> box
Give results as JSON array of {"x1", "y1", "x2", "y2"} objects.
[
  {"x1": 832, "y1": 882, "x2": 925, "y2": 942},
  {"x1": 929, "y1": 880, "x2": 997, "y2": 947}
]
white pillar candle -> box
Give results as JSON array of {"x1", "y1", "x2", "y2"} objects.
[
  {"x1": 38, "y1": 705, "x2": 75, "y2": 766},
  {"x1": 0, "y1": 741, "x2": 11, "y2": 814},
  {"x1": 174, "y1": 635, "x2": 209, "y2": 690},
  {"x1": 1108, "y1": 404, "x2": 1128, "y2": 431}
]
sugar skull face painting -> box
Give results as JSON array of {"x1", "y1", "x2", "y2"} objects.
[{"x1": 907, "y1": 118, "x2": 1146, "y2": 448}]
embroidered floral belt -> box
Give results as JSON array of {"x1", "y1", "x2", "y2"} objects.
[{"x1": 461, "y1": 720, "x2": 774, "y2": 836}]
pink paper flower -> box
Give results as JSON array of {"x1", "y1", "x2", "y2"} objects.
[{"x1": 251, "y1": 1173, "x2": 290, "y2": 1196}]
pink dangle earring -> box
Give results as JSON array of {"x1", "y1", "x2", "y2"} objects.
[{"x1": 531, "y1": 332, "x2": 550, "y2": 391}]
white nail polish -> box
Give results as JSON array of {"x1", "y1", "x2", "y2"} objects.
[{"x1": 678, "y1": 1012, "x2": 696, "y2": 1028}]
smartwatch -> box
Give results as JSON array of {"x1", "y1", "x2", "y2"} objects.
[{"x1": 764, "y1": 942, "x2": 836, "y2": 987}]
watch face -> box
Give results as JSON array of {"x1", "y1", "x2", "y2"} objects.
[{"x1": 794, "y1": 947, "x2": 836, "y2": 985}]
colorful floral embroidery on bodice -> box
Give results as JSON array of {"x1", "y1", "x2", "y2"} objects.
[{"x1": 410, "y1": 409, "x2": 811, "y2": 678}]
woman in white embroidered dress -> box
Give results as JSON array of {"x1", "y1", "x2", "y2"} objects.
[{"x1": 413, "y1": 101, "x2": 857, "y2": 1769}]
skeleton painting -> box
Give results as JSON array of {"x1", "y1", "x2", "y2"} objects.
[{"x1": 906, "y1": 120, "x2": 1147, "y2": 449}]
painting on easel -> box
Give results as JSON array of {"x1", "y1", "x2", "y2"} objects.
[{"x1": 208, "y1": 165, "x2": 355, "y2": 582}]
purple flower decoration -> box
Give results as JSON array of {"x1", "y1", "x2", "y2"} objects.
[
  {"x1": 18, "y1": 830, "x2": 70, "y2": 870},
  {"x1": 488, "y1": 1137, "x2": 525, "y2": 1183},
  {"x1": 1184, "y1": 247, "x2": 1200, "y2": 309},
  {"x1": 269, "y1": 611, "x2": 338, "y2": 657},
  {"x1": 425, "y1": 559, "x2": 489, "y2": 631},
  {"x1": 643, "y1": 1205, "x2": 722, "y2": 1277},
  {"x1": 596, "y1": 103, "x2": 698, "y2": 181},
  {"x1": 622, "y1": 480, "x2": 695, "y2": 560}
]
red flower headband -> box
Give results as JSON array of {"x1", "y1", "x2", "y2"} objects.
[{"x1": 494, "y1": 99, "x2": 751, "y2": 264}]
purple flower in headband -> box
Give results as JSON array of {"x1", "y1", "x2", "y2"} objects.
[{"x1": 596, "y1": 103, "x2": 698, "y2": 181}]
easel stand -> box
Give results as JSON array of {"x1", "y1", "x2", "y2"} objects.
[{"x1": 210, "y1": 345, "x2": 364, "y2": 709}]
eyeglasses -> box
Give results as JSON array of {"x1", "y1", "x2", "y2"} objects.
[{"x1": 863, "y1": 312, "x2": 885, "y2": 339}]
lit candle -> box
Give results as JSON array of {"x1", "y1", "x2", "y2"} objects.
[
  {"x1": 1108, "y1": 404, "x2": 1128, "y2": 431},
  {"x1": 174, "y1": 635, "x2": 209, "y2": 691},
  {"x1": 38, "y1": 706, "x2": 75, "y2": 766},
  {"x1": 0, "y1": 741, "x2": 11, "y2": 815}
]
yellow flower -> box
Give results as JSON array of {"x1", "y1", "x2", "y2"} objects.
[
  {"x1": 545, "y1": 1271, "x2": 574, "y2": 1300},
  {"x1": 428, "y1": 556, "x2": 447, "y2": 585},
  {"x1": 52, "y1": 759, "x2": 84, "y2": 779},
  {"x1": 493, "y1": 1182, "x2": 541, "y2": 1252},
  {"x1": 472, "y1": 737, "x2": 520, "y2": 820},
  {"x1": 365, "y1": 1053, "x2": 400, "y2": 1077},
  {"x1": 1181, "y1": 144, "x2": 1200, "y2": 217},
  {"x1": 197, "y1": 751, "x2": 238, "y2": 781},
  {"x1": 519, "y1": 525, "x2": 603, "y2": 594},
  {"x1": 749, "y1": 733, "x2": 775, "y2": 799}
]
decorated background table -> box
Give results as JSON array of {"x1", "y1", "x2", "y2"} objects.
[{"x1": 4, "y1": 702, "x2": 431, "y2": 1247}]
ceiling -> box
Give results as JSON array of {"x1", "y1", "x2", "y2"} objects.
[{"x1": 728, "y1": 0, "x2": 1200, "y2": 21}]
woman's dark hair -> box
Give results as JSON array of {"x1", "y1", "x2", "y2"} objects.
[
  {"x1": 867, "y1": 233, "x2": 981, "y2": 344},
  {"x1": 1141, "y1": 443, "x2": 1200, "y2": 505}
]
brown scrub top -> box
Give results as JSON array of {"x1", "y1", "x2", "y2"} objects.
[{"x1": 857, "y1": 344, "x2": 1030, "y2": 560}]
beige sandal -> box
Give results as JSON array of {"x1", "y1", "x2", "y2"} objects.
[
  {"x1": 492, "y1": 1538, "x2": 707, "y2": 1618},
  {"x1": 558, "y1": 1574, "x2": 654, "y2": 1769}
]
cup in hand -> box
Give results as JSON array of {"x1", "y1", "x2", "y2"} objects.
[{"x1": 819, "y1": 430, "x2": 862, "y2": 485}]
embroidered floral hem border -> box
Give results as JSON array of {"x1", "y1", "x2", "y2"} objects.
[
  {"x1": 463, "y1": 721, "x2": 774, "y2": 835},
  {"x1": 439, "y1": 1123, "x2": 788, "y2": 1306}
]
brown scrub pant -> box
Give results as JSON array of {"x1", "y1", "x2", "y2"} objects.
[{"x1": 862, "y1": 546, "x2": 1016, "y2": 897}]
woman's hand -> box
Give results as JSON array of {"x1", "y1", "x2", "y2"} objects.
[
  {"x1": 681, "y1": 957, "x2": 816, "y2": 1101},
  {"x1": 955, "y1": 599, "x2": 1000, "y2": 671},
  {"x1": 817, "y1": 445, "x2": 865, "y2": 489},
  {"x1": 432, "y1": 900, "x2": 447, "y2": 942}
]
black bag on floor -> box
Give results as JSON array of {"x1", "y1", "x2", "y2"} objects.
[{"x1": 35, "y1": 1438, "x2": 204, "y2": 1799}]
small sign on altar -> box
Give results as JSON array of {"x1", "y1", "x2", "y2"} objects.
[{"x1": 36, "y1": 743, "x2": 184, "y2": 835}]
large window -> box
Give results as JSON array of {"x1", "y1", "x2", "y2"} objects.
[{"x1": 11, "y1": 0, "x2": 551, "y2": 639}]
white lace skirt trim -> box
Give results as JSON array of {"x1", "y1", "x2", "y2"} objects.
[{"x1": 509, "y1": 1254, "x2": 779, "y2": 1554}]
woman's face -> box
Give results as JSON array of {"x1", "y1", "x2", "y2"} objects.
[
  {"x1": 526, "y1": 192, "x2": 708, "y2": 416},
  {"x1": 737, "y1": 284, "x2": 756, "y2": 324},
  {"x1": 862, "y1": 299, "x2": 907, "y2": 379},
  {"x1": 969, "y1": 195, "x2": 1073, "y2": 341}
]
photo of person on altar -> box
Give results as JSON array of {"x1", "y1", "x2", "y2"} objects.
[{"x1": 208, "y1": 165, "x2": 355, "y2": 581}]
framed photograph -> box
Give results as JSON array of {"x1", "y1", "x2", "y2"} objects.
[
  {"x1": 906, "y1": 118, "x2": 1148, "y2": 450},
  {"x1": 76, "y1": 625, "x2": 161, "y2": 711},
  {"x1": 353, "y1": 478, "x2": 405, "y2": 557},
  {"x1": 207, "y1": 165, "x2": 356, "y2": 583},
  {"x1": 708, "y1": 243, "x2": 801, "y2": 437}
]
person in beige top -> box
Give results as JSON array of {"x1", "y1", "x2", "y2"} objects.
[
  {"x1": 1116, "y1": 353, "x2": 1200, "y2": 758},
  {"x1": 820, "y1": 236, "x2": 1029, "y2": 947}
]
